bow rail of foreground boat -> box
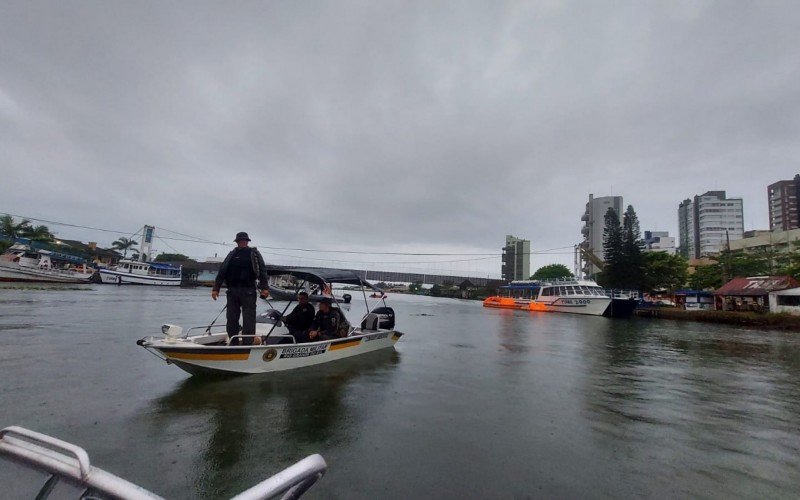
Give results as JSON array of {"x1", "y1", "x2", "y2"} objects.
[{"x1": 0, "y1": 426, "x2": 327, "y2": 500}]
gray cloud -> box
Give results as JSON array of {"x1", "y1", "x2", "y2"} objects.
[{"x1": 2, "y1": 1, "x2": 799, "y2": 276}]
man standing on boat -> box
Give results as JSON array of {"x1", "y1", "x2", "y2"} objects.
[{"x1": 211, "y1": 232, "x2": 270, "y2": 345}]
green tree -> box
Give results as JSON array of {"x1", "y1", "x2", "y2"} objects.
[
  {"x1": 530, "y1": 264, "x2": 573, "y2": 280},
  {"x1": 409, "y1": 281, "x2": 423, "y2": 293},
  {"x1": 598, "y1": 207, "x2": 623, "y2": 288},
  {"x1": 642, "y1": 252, "x2": 688, "y2": 292},
  {"x1": 20, "y1": 224, "x2": 54, "y2": 242},
  {"x1": 0, "y1": 215, "x2": 32, "y2": 239},
  {"x1": 688, "y1": 263, "x2": 724, "y2": 290},
  {"x1": 620, "y1": 205, "x2": 645, "y2": 289},
  {"x1": 112, "y1": 237, "x2": 137, "y2": 258},
  {"x1": 777, "y1": 242, "x2": 800, "y2": 279},
  {"x1": 429, "y1": 284, "x2": 442, "y2": 297},
  {"x1": 155, "y1": 253, "x2": 190, "y2": 262}
]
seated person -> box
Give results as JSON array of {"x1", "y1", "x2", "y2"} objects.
[
  {"x1": 308, "y1": 298, "x2": 350, "y2": 341},
  {"x1": 283, "y1": 292, "x2": 316, "y2": 342}
]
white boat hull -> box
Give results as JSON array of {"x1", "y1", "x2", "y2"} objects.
[
  {"x1": 535, "y1": 297, "x2": 612, "y2": 316},
  {"x1": 141, "y1": 326, "x2": 403, "y2": 375},
  {"x1": 99, "y1": 269, "x2": 181, "y2": 286},
  {"x1": 0, "y1": 262, "x2": 93, "y2": 284}
]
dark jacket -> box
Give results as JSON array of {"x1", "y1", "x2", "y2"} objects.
[
  {"x1": 311, "y1": 308, "x2": 350, "y2": 339},
  {"x1": 284, "y1": 303, "x2": 316, "y2": 331},
  {"x1": 213, "y1": 246, "x2": 269, "y2": 291}
]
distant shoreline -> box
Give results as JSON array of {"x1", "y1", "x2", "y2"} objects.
[{"x1": 635, "y1": 308, "x2": 800, "y2": 331}]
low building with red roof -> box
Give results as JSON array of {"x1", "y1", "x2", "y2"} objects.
[{"x1": 714, "y1": 276, "x2": 799, "y2": 312}]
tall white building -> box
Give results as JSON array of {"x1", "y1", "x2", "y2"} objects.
[
  {"x1": 580, "y1": 194, "x2": 623, "y2": 276},
  {"x1": 678, "y1": 191, "x2": 744, "y2": 258},
  {"x1": 502, "y1": 235, "x2": 530, "y2": 281}
]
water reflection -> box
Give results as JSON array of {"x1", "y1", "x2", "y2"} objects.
[
  {"x1": 580, "y1": 320, "x2": 800, "y2": 496},
  {"x1": 146, "y1": 350, "x2": 400, "y2": 498}
]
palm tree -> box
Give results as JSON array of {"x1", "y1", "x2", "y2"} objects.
[
  {"x1": 112, "y1": 237, "x2": 137, "y2": 258},
  {"x1": 0, "y1": 215, "x2": 32, "y2": 240},
  {"x1": 21, "y1": 224, "x2": 54, "y2": 242}
]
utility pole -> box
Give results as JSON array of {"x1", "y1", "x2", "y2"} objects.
[{"x1": 723, "y1": 230, "x2": 731, "y2": 282}]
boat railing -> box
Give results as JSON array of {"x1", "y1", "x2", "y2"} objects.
[
  {"x1": 228, "y1": 334, "x2": 296, "y2": 345},
  {"x1": 603, "y1": 289, "x2": 640, "y2": 299},
  {"x1": 185, "y1": 325, "x2": 229, "y2": 337},
  {"x1": 230, "y1": 454, "x2": 327, "y2": 500},
  {"x1": 0, "y1": 425, "x2": 163, "y2": 499},
  {"x1": 1, "y1": 425, "x2": 327, "y2": 500}
]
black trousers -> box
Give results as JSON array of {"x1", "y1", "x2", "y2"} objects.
[
  {"x1": 226, "y1": 287, "x2": 257, "y2": 343},
  {"x1": 288, "y1": 326, "x2": 310, "y2": 343}
]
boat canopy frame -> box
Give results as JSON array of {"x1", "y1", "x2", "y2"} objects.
[
  {"x1": 264, "y1": 266, "x2": 388, "y2": 334},
  {"x1": 265, "y1": 266, "x2": 381, "y2": 291}
]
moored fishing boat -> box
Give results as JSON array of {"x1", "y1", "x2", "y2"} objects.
[
  {"x1": 138, "y1": 267, "x2": 402, "y2": 376},
  {"x1": 0, "y1": 244, "x2": 94, "y2": 283},
  {"x1": 98, "y1": 225, "x2": 182, "y2": 286},
  {"x1": 483, "y1": 278, "x2": 638, "y2": 318},
  {"x1": 99, "y1": 260, "x2": 182, "y2": 286}
]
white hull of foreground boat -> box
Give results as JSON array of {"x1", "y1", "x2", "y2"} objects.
[
  {"x1": 140, "y1": 327, "x2": 403, "y2": 376},
  {"x1": 99, "y1": 269, "x2": 181, "y2": 286},
  {"x1": 0, "y1": 262, "x2": 93, "y2": 284}
]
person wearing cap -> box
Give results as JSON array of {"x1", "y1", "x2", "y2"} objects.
[
  {"x1": 212, "y1": 232, "x2": 270, "y2": 345},
  {"x1": 308, "y1": 297, "x2": 350, "y2": 341}
]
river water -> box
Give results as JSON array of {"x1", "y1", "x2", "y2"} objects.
[{"x1": 1, "y1": 286, "x2": 799, "y2": 498}]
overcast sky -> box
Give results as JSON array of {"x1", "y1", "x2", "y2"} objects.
[{"x1": 2, "y1": 1, "x2": 799, "y2": 278}]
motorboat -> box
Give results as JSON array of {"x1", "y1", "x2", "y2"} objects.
[
  {"x1": 138, "y1": 266, "x2": 403, "y2": 376},
  {"x1": 0, "y1": 243, "x2": 94, "y2": 284},
  {"x1": 0, "y1": 425, "x2": 326, "y2": 499},
  {"x1": 483, "y1": 278, "x2": 638, "y2": 318}
]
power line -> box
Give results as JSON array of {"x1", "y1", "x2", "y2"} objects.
[{"x1": 1, "y1": 211, "x2": 577, "y2": 259}]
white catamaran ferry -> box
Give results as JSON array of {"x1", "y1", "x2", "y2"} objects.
[
  {"x1": 0, "y1": 244, "x2": 94, "y2": 284},
  {"x1": 483, "y1": 278, "x2": 638, "y2": 318},
  {"x1": 99, "y1": 226, "x2": 182, "y2": 286}
]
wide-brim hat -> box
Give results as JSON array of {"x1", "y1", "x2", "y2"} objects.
[
  {"x1": 234, "y1": 232, "x2": 251, "y2": 242},
  {"x1": 320, "y1": 297, "x2": 333, "y2": 305}
]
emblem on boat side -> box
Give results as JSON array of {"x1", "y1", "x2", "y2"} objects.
[{"x1": 263, "y1": 349, "x2": 278, "y2": 362}]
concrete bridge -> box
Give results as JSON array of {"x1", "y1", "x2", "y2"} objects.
[
  {"x1": 184, "y1": 261, "x2": 497, "y2": 287},
  {"x1": 344, "y1": 268, "x2": 494, "y2": 287}
]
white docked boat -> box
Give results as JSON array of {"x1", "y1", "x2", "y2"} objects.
[
  {"x1": 483, "y1": 278, "x2": 638, "y2": 318},
  {"x1": 138, "y1": 267, "x2": 403, "y2": 376},
  {"x1": 0, "y1": 425, "x2": 327, "y2": 499},
  {"x1": 99, "y1": 260, "x2": 181, "y2": 286},
  {"x1": 98, "y1": 225, "x2": 182, "y2": 286},
  {"x1": 0, "y1": 244, "x2": 94, "y2": 284}
]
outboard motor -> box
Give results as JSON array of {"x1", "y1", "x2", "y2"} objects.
[
  {"x1": 370, "y1": 306, "x2": 395, "y2": 330},
  {"x1": 256, "y1": 308, "x2": 283, "y2": 326},
  {"x1": 342, "y1": 293, "x2": 352, "y2": 304}
]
